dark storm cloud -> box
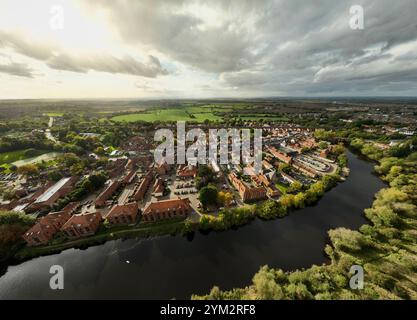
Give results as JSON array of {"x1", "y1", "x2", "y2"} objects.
[
  {"x1": 91, "y1": 0, "x2": 258, "y2": 73},
  {"x1": 93, "y1": 0, "x2": 417, "y2": 95}
]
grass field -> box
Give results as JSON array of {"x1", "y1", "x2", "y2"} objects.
[
  {"x1": 111, "y1": 107, "x2": 222, "y2": 123},
  {"x1": 12, "y1": 152, "x2": 61, "y2": 167},
  {"x1": 0, "y1": 149, "x2": 43, "y2": 165},
  {"x1": 0, "y1": 150, "x2": 61, "y2": 169}
]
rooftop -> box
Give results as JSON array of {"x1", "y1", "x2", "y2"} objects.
[{"x1": 34, "y1": 177, "x2": 72, "y2": 204}]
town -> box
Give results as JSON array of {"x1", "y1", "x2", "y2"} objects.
[
  {"x1": 0, "y1": 118, "x2": 347, "y2": 250},
  {"x1": 0, "y1": 98, "x2": 416, "y2": 301}
]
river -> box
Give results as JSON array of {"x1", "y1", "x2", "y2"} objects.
[{"x1": 0, "y1": 151, "x2": 385, "y2": 299}]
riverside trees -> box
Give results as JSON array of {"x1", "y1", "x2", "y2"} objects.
[{"x1": 194, "y1": 137, "x2": 417, "y2": 300}]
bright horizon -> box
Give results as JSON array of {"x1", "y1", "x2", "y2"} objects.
[{"x1": 1, "y1": 0, "x2": 417, "y2": 99}]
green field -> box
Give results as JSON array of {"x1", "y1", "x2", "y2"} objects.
[
  {"x1": 111, "y1": 107, "x2": 222, "y2": 123},
  {"x1": 12, "y1": 152, "x2": 61, "y2": 167},
  {"x1": 0, "y1": 149, "x2": 44, "y2": 165},
  {"x1": 0, "y1": 150, "x2": 61, "y2": 170}
]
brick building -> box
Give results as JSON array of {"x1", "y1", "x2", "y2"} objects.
[
  {"x1": 29, "y1": 177, "x2": 75, "y2": 211},
  {"x1": 142, "y1": 198, "x2": 191, "y2": 222},
  {"x1": 95, "y1": 180, "x2": 121, "y2": 207},
  {"x1": 23, "y1": 211, "x2": 71, "y2": 246},
  {"x1": 269, "y1": 147, "x2": 293, "y2": 164},
  {"x1": 177, "y1": 165, "x2": 197, "y2": 179},
  {"x1": 133, "y1": 171, "x2": 153, "y2": 201},
  {"x1": 61, "y1": 212, "x2": 102, "y2": 239},
  {"x1": 228, "y1": 172, "x2": 267, "y2": 202},
  {"x1": 105, "y1": 202, "x2": 138, "y2": 226}
]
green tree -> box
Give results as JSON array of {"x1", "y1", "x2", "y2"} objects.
[
  {"x1": 287, "y1": 181, "x2": 303, "y2": 194},
  {"x1": 252, "y1": 266, "x2": 284, "y2": 300},
  {"x1": 199, "y1": 184, "x2": 218, "y2": 208},
  {"x1": 0, "y1": 211, "x2": 35, "y2": 259},
  {"x1": 258, "y1": 200, "x2": 287, "y2": 219}
]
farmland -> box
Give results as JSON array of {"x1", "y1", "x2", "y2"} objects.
[{"x1": 111, "y1": 107, "x2": 222, "y2": 123}]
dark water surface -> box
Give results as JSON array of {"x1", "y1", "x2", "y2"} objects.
[{"x1": 0, "y1": 151, "x2": 384, "y2": 299}]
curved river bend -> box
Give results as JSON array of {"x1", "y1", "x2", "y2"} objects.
[{"x1": 0, "y1": 151, "x2": 384, "y2": 299}]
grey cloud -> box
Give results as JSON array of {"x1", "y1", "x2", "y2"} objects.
[
  {"x1": 92, "y1": 0, "x2": 417, "y2": 95},
  {"x1": 92, "y1": 0, "x2": 257, "y2": 73},
  {"x1": 47, "y1": 53, "x2": 168, "y2": 77},
  {"x1": 0, "y1": 30, "x2": 168, "y2": 78},
  {"x1": 0, "y1": 62, "x2": 34, "y2": 78},
  {"x1": 0, "y1": 31, "x2": 53, "y2": 60},
  {"x1": 3, "y1": 0, "x2": 417, "y2": 95}
]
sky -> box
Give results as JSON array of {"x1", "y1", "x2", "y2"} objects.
[{"x1": 1, "y1": 0, "x2": 417, "y2": 99}]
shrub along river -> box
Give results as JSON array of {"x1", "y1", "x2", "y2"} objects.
[{"x1": 0, "y1": 151, "x2": 384, "y2": 299}]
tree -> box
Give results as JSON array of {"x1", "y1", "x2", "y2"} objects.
[
  {"x1": 252, "y1": 266, "x2": 284, "y2": 300},
  {"x1": 48, "y1": 170, "x2": 63, "y2": 182},
  {"x1": 258, "y1": 200, "x2": 287, "y2": 219},
  {"x1": 88, "y1": 172, "x2": 107, "y2": 189},
  {"x1": 196, "y1": 165, "x2": 216, "y2": 189},
  {"x1": 0, "y1": 211, "x2": 35, "y2": 258},
  {"x1": 94, "y1": 146, "x2": 105, "y2": 156},
  {"x1": 287, "y1": 181, "x2": 303, "y2": 194},
  {"x1": 278, "y1": 162, "x2": 291, "y2": 173},
  {"x1": 17, "y1": 164, "x2": 39, "y2": 177},
  {"x1": 318, "y1": 141, "x2": 328, "y2": 149},
  {"x1": 199, "y1": 184, "x2": 218, "y2": 208},
  {"x1": 217, "y1": 191, "x2": 233, "y2": 207},
  {"x1": 331, "y1": 143, "x2": 345, "y2": 155},
  {"x1": 280, "y1": 194, "x2": 295, "y2": 209},
  {"x1": 293, "y1": 192, "x2": 306, "y2": 209}
]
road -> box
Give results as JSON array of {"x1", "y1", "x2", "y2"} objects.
[{"x1": 45, "y1": 117, "x2": 57, "y2": 142}]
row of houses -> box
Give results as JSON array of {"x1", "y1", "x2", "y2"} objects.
[
  {"x1": 268, "y1": 147, "x2": 293, "y2": 164},
  {"x1": 133, "y1": 171, "x2": 154, "y2": 201},
  {"x1": 22, "y1": 197, "x2": 192, "y2": 247}
]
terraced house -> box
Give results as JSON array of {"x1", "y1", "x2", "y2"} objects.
[
  {"x1": 105, "y1": 202, "x2": 139, "y2": 226},
  {"x1": 61, "y1": 212, "x2": 102, "y2": 239},
  {"x1": 142, "y1": 198, "x2": 192, "y2": 222},
  {"x1": 23, "y1": 211, "x2": 71, "y2": 246}
]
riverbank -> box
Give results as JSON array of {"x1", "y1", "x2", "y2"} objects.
[
  {"x1": 10, "y1": 169, "x2": 344, "y2": 263},
  {"x1": 14, "y1": 218, "x2": 188, "y2": 261},
  {"x1": 193, "y1": 141, "x2": 417, "y2": 300},
  {"x1": 0, "y1": 150, "x2": 384, "y2": 299}
]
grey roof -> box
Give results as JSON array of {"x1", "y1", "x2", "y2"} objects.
[{"x1": 34, "y1": 177, "x2": 71, "y2": 204}]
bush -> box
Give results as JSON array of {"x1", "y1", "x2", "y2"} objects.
[
  {"x1": 252, "y1": 266, "x2": 285, "y2": 300},
  {"x1": 257, "y1": 200, "x2": 287, "y2": 219}
]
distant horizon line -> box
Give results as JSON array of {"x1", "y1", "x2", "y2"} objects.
[{"x1": 1, "y1": 95, "x2": 417, "y2": 102}]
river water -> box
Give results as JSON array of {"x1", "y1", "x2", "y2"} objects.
[{"x1": 0, "y1": 151, "x2": 384, "y2": 299}]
